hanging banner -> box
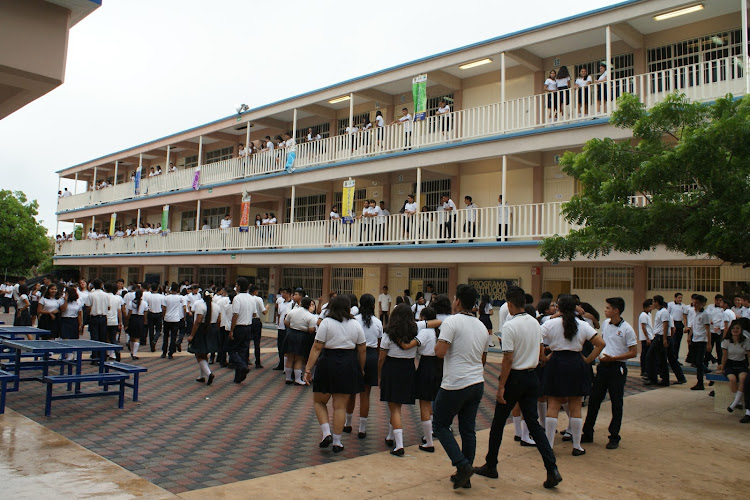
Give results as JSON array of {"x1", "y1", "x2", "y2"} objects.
[
  {"x1": 285, "y1": 140, "x2": 297, "y2": 173},
  {"x1": 109, "y1": 213, "x2": 117, "y2": 236},
  {"x1": 161, "y1": 205, "x2": 169, "y2": 232},
  {"x1": 412, "y1": 74, "x2": 428, "y2": 121},
  {"x1": 192, "y1": 168, "x2": 200, "y2": 190},
  {"x1": 134, "y1": 166, "x2": 142, "y2": 195},
  {"x1": 239, "y1": 192, "x2": 251, "y2": 232},
  {"x1": 342, "y1": 179, "x2": 356, "y2": 224}
]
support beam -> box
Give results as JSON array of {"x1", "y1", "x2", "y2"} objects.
[
  {"x1": 165, "y1": 145, "x2": 171, "y2": 170},
  {"x1": 198, "y1": 136, "x2": 203, "y2": 167},
  {"x1": 300, "y1": 104, "x2": 337, "y2": 120},
  {"x1": 252, "y1": 117, "x2": 287, "y2": 130},
  {"x1": 204, "y1": 131, "x2": 239, "y2": 143},
  {"x1": 290, "y1": 185, "x2": 296, "y2": 224},
  {"x1": 354, "y1": 88, "x2": 394, "y2": 105},
  {"x1": 171, "y1": 141, "x2": 200, "y2": 152},
  {"x1": 113, "y1": 161, "x2": 118, "y2": 186},
  {"x1": 609, "y1": 22, "x2": 643, "y2": 49},
  {"x1": 427, "y1": 70, "x2": 462, "y2": 90},
  {"x1": 196, "y1": 200, "x2": 201, "y2": 231},
  {"x1": 506, "y1": 48, "x2": 543, "y2": 72},
  {"x1": 500, "y1": 52, "x2": 506, "y2": 134},
  {"x1": 74, "y1": 172, "x2": 78, "y2": 195}
]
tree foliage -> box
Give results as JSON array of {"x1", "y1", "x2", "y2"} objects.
[
  {"x1": 540, "y1": 93, "x2": 750, "y2": 266},
  {"x1": 0, "y1": 190, "x2": 50, "y2": 276}
]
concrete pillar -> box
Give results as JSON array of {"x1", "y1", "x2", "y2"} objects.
[
  {"x1": 531, "y1": 264, "x2": 543, "y2": 300},
  {"x1": 321, "y1": 265, "x2": 331, "y2": 307},
  {"x1": 448, "y1": 265, "x2": 458, "y2": 295},
  {"x1": 633, "y1": 265, "x2": 647, "y2": 326}
]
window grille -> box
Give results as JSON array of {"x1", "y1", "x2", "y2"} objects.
[
  {"x1": 337, "y1": 112, "x2": 371, "y2": 135},
  {"x1": 127, "y1": 267, "x2": 140, "y2": 285},
  {"x1": 100, "y1": 267, "x2": 118, "y2": 283},
  {"x1": 409, "y1": 268, "x2": 450, "y2": 295},
  {"x1": 284, "y1": 194, "x2": 326, "y2": 223},
  {"x1": 281, "y1": 267, "x2": 323, "y2": 299},
  {"x1": 647, "y1": 266, "x2": 721, "y2": 292},
  {"x1": 198, "y1": 267, "x2": 227, "y2": 288},
  {"x1": 573, "y1": 267, "x2": 634, "y2": 290},
  {"x1": 177, "y1": 267, "x2": 194, "y2": 285},
  {"x1": 331, "y1": 268, "x2": 364, "y2": 296},
  {"x1": 183, "y1": 155, "x2": 198, "y2": 169},
  {"x1": 205, "y1": 146, "x2": 234, "y2": 164},
  {"x1": 296, "y1": 122, "x2": 331, "y2": 141}
]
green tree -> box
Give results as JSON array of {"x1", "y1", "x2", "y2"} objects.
[
  {"x1": 541, "y1": 92, "x2": 750, "y2": 267},
  {"x1": 0, "y1": 190, "x2": 50, "y2": 277}
]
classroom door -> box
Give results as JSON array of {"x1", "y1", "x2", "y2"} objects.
[{"x1": 543, "y1": 280, "x2": 571, "y2": 299}]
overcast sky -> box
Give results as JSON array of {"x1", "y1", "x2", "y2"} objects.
[{"x1": 0, "y1": 0, "x2": 622, "y2": 235}]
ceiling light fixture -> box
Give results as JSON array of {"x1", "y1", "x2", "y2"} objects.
[
  {"x1": 328, "y1": 95, "x2": 351, "y2": 104},
  {"x1": 459, "y1": 58, "x2": 492, "y2": 70},
  {"x1": 653, "y1": 4, "x2": 703, "y2": 21}
]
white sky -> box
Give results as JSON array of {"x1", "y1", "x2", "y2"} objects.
[{"x1": 0, "y1": 0, "x2": 623, "y2": 235}]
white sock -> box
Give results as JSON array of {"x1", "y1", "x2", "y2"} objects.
[
  {"x1": 359, "y1": 417, "x2": 367, "y2": 434},
  {"x1": 521, "y1": 420, "x2": 535, "y2": 444},
  {"x1": 320, "y1": 423, "x2": 331, "y2": 438},
  {"x1": 345, "y1": 413, "x2": 353, "y2": 427},
  {"x1": 545, "y1": 417, "x2": 558, "y2": 449},
  {"x1": 294, "y1": 369, "x2": 303, "y2": 384},
  {"x1": 562, "y1": 403, "x2": 571, "y2": 433},
  {"x1": 538, "y1": 402, "x2": 547, "y2": 427},
  {"x1": 746, "y1": 409, "x2": 750, "y2": 416},
  {"x1": 730, "y1": 391, "x2": 743, "y2": 409},
  {"x1": 332, "y1": 433, "x2": 342, "y2": 447},
  {"x1": 132, "y1": 342, "x2": 139, "y2": 356},
  {"x1": 393, "y1": 428, "x2": 404, "y2": 450},
  {"x1": 284, "y1": 367, "x2": 293, "y2": 381},
  {"x1": 513, "y1": 416, "x2": 522, "y2": 438},
  {"x1": 199, "y1": 359, "x2": 211, "y2": 377},
  {"x1": 570, "y1": 417, "x2": 584, "y2": 451},
  {"x1": 386, "y1": 423, "x2": 394, "y2": 440},
  {"x1": 421, "y1": 420, "x2": 433, "y2": 446}
]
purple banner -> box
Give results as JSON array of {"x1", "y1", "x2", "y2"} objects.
[{"x1": 192, "y1": 169, "x2": 200, "y2": 190}]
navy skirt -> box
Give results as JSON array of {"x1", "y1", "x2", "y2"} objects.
[
  {"x1": 380, "y1": 356, "x2": 416, "y2": 404},
  {"x1": 285, "y1": 328, "x2": 313, "y2": 356},
  {"x1": 60, "y1": 316, "x2": 79, "y2": 339},
  {"x1": 37, "y1": 314, "x2": 59, "y2": 339},
  {"x1": 543, "y1": 350, "x2": 591, "y2": 397},
  {"x1": 479, "y1": 314, "x2": 493, "y2": 332},
  {"x1": 363, "y1": 347, "x2": 379, "y2": 386},
  {"x1": 415, "y1": 355, "x2": 442, "y2": 401},
  {"x1": 127, "y1": 315, "x2": 145, "y2": 339},
  {"x1": 188, "y1": 321, "x2": 218, "y2": 354},
  {"x1": 313, "y1": 348, "x2": 364, "y2": 395},
  {"x1": 14, "y1": 309, "x2": 32, "y2": 327},
  {"x1": 724, "y1": 359, "x2": 749, "y2": 378}
]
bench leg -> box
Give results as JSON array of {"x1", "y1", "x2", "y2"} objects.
[
  {"x1": 45, "y1": 383, "x2": 53, "y2": 417},
  {"x1": 0, "y1": 380, "x2": 6, "y2": 414},
  {"x1": 103, "y1": 366, "x2": 110, "y2": 391},
  {"x1": 118, "y1": 380, "x2": 125, "y2": 409},
  {"x1": 132, "y1": 374, "x2": 139, "y2": 402}
]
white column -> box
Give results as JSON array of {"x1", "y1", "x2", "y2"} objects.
[
  {"x1": 743, "y1": 0, "x2": 749, "y2": 93},
  {"x1": 500, "y1": 52, "x2": 506, "y2": 133},
  {"x1": 72, "y1": 219, "x2": 76, "y2": 239},
  {"x1": 55, "y1": 220, "x2": 59, "y2": 236},
  {"x1": 91, "y1": 215, "x2": 96, "y2": 232},
  {"x1": 292, "y1": 108, "x2": 298, "y2": 142},
  {"x1": 605, "y1": 25, "x2": 612, "y2": 112},
  {"x1": 198, "y1": 136, "x2": 204, "y2": 167},
  {"x1": 92, "y1": 166, "x2": 97, "y2": 190},
  {"x1": 57, "y1": 175, "x2": 61, "y2": 194},
  {"x1": 415, "y1": 167, "x2": 422, "y2": 243},
  {"x1": 244, "y1": 122, "x2": 251, "y2": 149},
  {"x1": 290, "y1": 185, "x2": 296, "y2": 223},
  {"x1": 74, "y1": 172, "x2": 78, "y2": 195},
  {"x1": 113, "y1": 161, "x2": 119, "y2": 186},
  {"x1": 136, "y1": 209, "x2": 140, "y2": 230},
  {"x1": 348, "y1": 93, "x2": 354, "y2": 131},
  {"x1": 501, "y1": 155, "x2": 507, "y2": 240},
  {"x1": 196, "y1": 200, "x2": 201, "y2": 231},
  {"x1": 165, "y1": 145, "x2": 171, "y2": 171}
]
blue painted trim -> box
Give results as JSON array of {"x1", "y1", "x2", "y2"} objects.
[
  {"x1": 53, "y1": 240, "x2": 540, "y2": 259},
  {"x1": 58, "y1": 0, "x2": 640, "y2": 173},
  {"x1": 56, "y1": 117, "x2": 609, "y2": 215}
]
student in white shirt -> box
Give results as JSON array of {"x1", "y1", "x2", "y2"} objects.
[
  {"x1": 329, "y1": 206, "x2": 341, "y2": 242},
  {"x1": 436, "y1": 99, "x2": 451, "y2": 139},
  {"x1": 378, "y1": 286, "x2": 392, "y2": 323},
  {"x1": 555, "y1": 66, "x2": 571, "y2": 115},
  {"x1": 645, "y1": 295, "x2": 687, "y2": 386},
  {"x1": 544, "y1": 69, "x2": 558, "y2": 120},
  {"x1": 496, "y1": 194, "x2": 511, "y2": 241},
  {"x1": 249, "y1": 284, "x2": 268, "y2": 368},
  {"x1": 273, "y1": 288, "x2": 293, "y2": 370},
  {"x1": 14, "y1": 284, "x2": 32, "y2": 328},
  {"x1": 37, "y1": 283, "x2": 62, "y2": 339},
  {"x1": 411, "y1": 295, "x2": 426, "y2": 320},
  {"x1": 463, "y1": 196, "x2": 477, "y2": 242},
  {"x1": 439, "y1": 194, "x2": 456, "y2": 243},
  {"x1": 688, "y1": 295, "x2": 712, "y2": 390},
  {"x1": 228, "y1": 278, "x2": 257, "y2": 383},
  {"x1": 575, "y1": 67, "x2": 593, "y2": 116},
  {"x1": 59, "y1": 286, "x2": 83, "y2": 339},
  {"x1": 162, "y1": 283, "x2": 185, "y2": 358},
  {"x1": 638, "y1": 299, "x2": 654, "y2": 377},
  {"x1": 717, "y1": 321, "x2": 750, "y2": 413},
  {"x1": 393, "y1": 107, "x2": 412, "y2": 150},
  {"x1": 187, "y1": 290, "x2": 216, "y2": 385},
  {"x1": 403, "y1": 194, "x2": 417, "y2": 239},
  {"x1": 596, "y1": 62, "x2": 609, "y2": 113},
  {"x1": 125, "y1": 289, "x2": 148, "y2": 359},
  {"x1": 667, "y1": 292, "x2": 688, "y2": 360},
  {"x1": 374, "y1": 110, "x2": 385, "y2": 147},
  {"x1": 285, "y1": 294, "x2": 318, "y2": 385}
]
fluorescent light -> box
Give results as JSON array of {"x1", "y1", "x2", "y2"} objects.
[
  {"x1": 459, "y1": 58, "x2": 492, "y2": 70},
  {"x1": 653, "y1": 4, "x2": 703, "y2": 21},
  {"x1": 328, "y1": 95, "x2": 351, "y2": 104}
]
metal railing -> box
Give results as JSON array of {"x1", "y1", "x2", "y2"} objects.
[{"x1": 57, "y1": 55, "x2": 746, "y2": 213}]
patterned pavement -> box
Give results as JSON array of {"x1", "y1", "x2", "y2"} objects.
[{"x1": 3, "y1": 336, "x2": 657, "y2": 494}]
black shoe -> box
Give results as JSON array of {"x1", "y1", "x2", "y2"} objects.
[
  {"x1": 237, "y1": 368, "x2": 250, "y2": 383},
  {"x1": 131, "y1": 356, "x2": 139, "y2": 360},
  {"x1": 737, "y1": 404, "x2": 744, "y2": 410},
  {"x1": 450, "y1": 474, "x2": 471, "y2": 488},
  {"x1": 709, "y1": 390, "x2": 715, "y2": 397},
  {"x1": 708, "y1": 381, "x2": 715, "y2": 386},
  {"x1": 168, "y1": 354, "x2": 174, "y2": 359},
  {"x1": 385, "y1": 438, "x2": 394, "y2": 448},
  {"x1": 177, "y1": 344, "x2": 181, "y2": 352},
  {"x1": 606, "y1": 440, "x2": 619, "y2": 449},
  {"x1": 358, "y1": 432, "x2": 366, "y2": 439},
  {"x1": 343, "y1": 426, "x2": 352, "y2": 433},
  {"x1": 195, "y1": 378, "x2": 206, "y2": 383},
  {"x1": 473, "y1": 463, "x2": 498, "y2": 479},
  {"x1": 658, "y1": 381, "x2": 670, "y2": 387},
  {"x1": 520, "y1": 440, "x2": 536, "y2": 447},
  {"x1": 206, "y1": 373, "x2": 215, "y2": 386},
  {"x1": 543, "y1": 468, "x2": 562, "y2": 489},
  {"x1": 332, "y1": 445, "x2": 344, "y2": 453},
  {"x1": 273, "y1": 366, "x2": 283, "y2": 370},
  {"x1": 452, "y1": 464, "x2": 473, "y2": 489},
  {"x1": 150, "y1": 343, "x2": 156, "y2": 352},
  {"x1": 643, "y1": 380, "x2": 658, "y2": 386},
  {"x1": 690, "y1": 384, "x2": 704, "y2": 391},
  {"x1": 572, "y1": 448, "x2": 586, "y2": 456},
  {"x1": 740, "y1": 415, "x2": 750, "y2": 423},
  {"x1": 319, "y1": 435, "x2": 332, "y2": 448},
  {"x1": 581, "y1": 434, "x2": 593, "y2": 443},
  {"x1": 160, "y1": 353, "x2": 166, "y2": 359},
  {"x1": 390, "y1": 448, "x2": 404, "y2": 457},
  {"x1": 561, "y1": 431, "x2": 572, "y2": 442},
  {"x1": 255, "y1": 364, "x2": 263, "y2": 369},
  {"x1": 675, "y1": 379, "x2": 687, "y2": 384},
  {"x1": 418, "y1": 445, "x2": 435, "y2": 453},
  {"x1": 514, "y1": 435, "x2": 521, "y2": 442},
  {"x1": 422, "y1": 436, "x2": 427, "y2": 444}
]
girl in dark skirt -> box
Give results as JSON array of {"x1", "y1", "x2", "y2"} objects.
[
  {"x1": 540, "y1": 294, "x2": 604, "y2": 456},
  {"x1": 59, "y1": 286, "x2": 82, "y2": 340},
  {"x1": 13, "y1": 284, "x2": 32, "y2": 327},
  {"x1": 378, "y1": 303, "x2": 419, "y2": 456},
  {"x1": 414, "y1": 307, "x2": 442, "y2": 452},
  {"x1": 345, "y1": 294, "x2": 383, "y2": 438},
  {"x1": 717, "y1": 321, "x2": 750, "y2": 413},
  {"x1": 305, "y1": 295, "x2": 366, "y2": 453},
  {"x1": 37, "y1": 283, "x2": 61, "y2": 339},
  {"x1": 29, "y1": 282, "x2": 41, "y2": 327},
  {"x1": 478, "y1": 294, "x2": 493, "y2": 333},
  {"x1": 187, "y1": 290, "x2": 216, "y2": 385},
  {"x1": 125, "y1": 289, "x2": 148, "y2": 360}
]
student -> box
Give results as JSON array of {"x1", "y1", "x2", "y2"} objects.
[
  {"x1": 378, "y1": 286, "x2": 391, "y2": 324},
  {"x1": 249, "y1": 285, "x2": 268, "y2": 369},
  {"x1": 667, "y1": 293, "x2": 687, "y2": 360},
  {"x1": 379, "y1": 303, "x2": 419, "y2": 456},
  {"x1": 217, "y1": 288, "x2": 235, "y2": 367},
  {"x1": 688, "y1": 295, "x2": 712, "y2": 390},
  {"x1": 284, "y1": 295, "x2": 318, "y2": 386},
  {"x1": 394, "y1": 108, "x2": 413, "y2": 150},
  {"x1": 59, "y1": 286, "x2": 82, "y2": 339},
  {"x1": 478, "y1": 294, "x2": 493, "y2": 334},
  {"x1": 374, "y1": 110, "x2": 385, "y2": 147},
  {"x1": 596, "y1": 62, "x2": 609, "y2": 113},
  {"x1": 717, "y1": 321, "x2": 750, "y2": 413},
  {"x1": 103, "y1": 282, "x2": 123, "y2": 361},
  {"x1": 305, "y1": 295, "x2": 366, "y2": 453},
  {"x1": 541, "y1": 294, "x2": 605, "y2": 455},
  {"x1": 544, "y1": 70, "x2": 558, "y2": 120},
  {"x1": 37, "y1": 283, "x2": 62, "y2": 339},
  {"x1": 13, "y1": 284, "x2": 32, "y2": 327},
  {"x1": 581, "y1": 297, "x2": 637, "y2": 450},
  {"x1": 29, "y1": 282, "x2": 42, "y2": 327},
  {"x1": 555, "y1": 66, "x2": 571, "y2": 117},
  {"x1": 274, "y1": 288, "x2": 293, "y2": 370},
  {"x1": 439, "y1": 194, "x2": 456, "y2": 243},
  {"x1": 126, "y1": 289, "x2": 148, "y2": 359},
  {"x1": 463, "y1": 196, "x2": 477, "y2": 242},
  {"x1": 496, "y1": 195, "x2": 511, "y2": 241},
  {"x1": 147, "y1": 283, "x2": 165, "y2": 352},
  {"x1": 187, "y1": 290, "x2": 216, "y2": 385},
  {"x1": 228, "y1": 277, "x2": 256, "y2": 383},
  {"x1": 436, "y1": 99, "x2": 451, "y2": 139},
  {"x1": 475, "y1": 286, "x2": 561, "y2": 489},
  {"x1": 413, "y1": 307, "x2": 442, "y2": 453},
  {"x1": 575, "y1": 67, "x2": 592, "y2": 116},
  {"x1": 344, "y1": 293, "x2": 382, "y2": 439},
  {"x1": 161, "y1": 284, "x2": 184, "y2": 359},
  {"x1": 411, "y1": 294, "x2": 426, "y2": 320},
  {"x1": 403, "y1": 194, "x2": 417, "y2": 240},
  {"x1": 638, "y1": 299, "x2": 654, "y2": 378},
  {"x1": 645, "y1": 295, "x2": 687, "y2": 386}
]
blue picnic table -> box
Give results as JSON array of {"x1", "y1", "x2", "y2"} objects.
[{"x1": 0, "y1": 326, "x2": 51, "y2": 339}]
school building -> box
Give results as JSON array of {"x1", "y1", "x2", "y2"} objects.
[{"x1": 53, "y1": 0, "x2": 750, "y2": 326}]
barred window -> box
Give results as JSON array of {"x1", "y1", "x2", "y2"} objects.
[
  {"x1": 282, "y1": 267, "x2": 323, "y2": 299},
  {"x1": 284, "y1": 194, "x2": 326, "y2": 223},
  {"x1": 573, "y1": 267, "x2": 634, "y2": 290},
  {"x1": 100, "y1": 267, "x2": 118, "y2": 283},
  {"x1": 647, "y1": 266, "x2": 721, "y2": 292},
  {"x1": 205, "y1": 146, "x2": 234, "y2": 164},
  {"x1": 333, "y1": 188, "x2": 368, "y2": 215},
  {"x1": 202, "y1": 206, "x2": 231, "y2": 229},
  {"x1": 417, "y1": 178, "x2": 451, "y2": 211},
  {"x1": 183, "y1": 155, "x2": 198, "y2": 169},
  {"x1": 331, "y1": 268, "x2": 364, "y2": 296},
  {"x1": 177, "y1": 267, "x2": 194, "y2": 285},
  {"x1": 87, "y1": 267, "x2": 98, "y2": 281},
  {"x1": 181, "y1": 210, "x2": 196, "y2": 232},
  {"x1": 427, "y1": 93, "x2": 455, "y2": 116},
  {"x1": 575, "y1": 53, "x2": 634, "y2": 81},
  {"x1": 255, "y1": 268, "x2": 270, "y2": 297},
  {"x1": 296, "y1": 122, "x2": 331, "y2": 141},
  {"x1": 127, "y1": 267, "x2": 140, "y2": 285},
  {"x1": 198, "y1": 267, "x2": 227, "y2": 288},
  {"x1": 409, "y1": 267, "x2": 450, "y2": 295},
  {"x1": 337, "y1": 112, "x2": 371, "y2": 136}
]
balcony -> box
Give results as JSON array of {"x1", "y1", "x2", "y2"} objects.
[
  {"x1": 54, "y1": 203, "x2": 573, "y2": 257},
  {"x1": 56, "y1": 55, "x2": 747, "y2": 214}
]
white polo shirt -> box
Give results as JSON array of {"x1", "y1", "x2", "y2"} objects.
[
  {"x1": 232, "y1": 293, "x2": 256, "y2": 326},
  {"x1": 277, "y1": 300, "x2": 293, "y2": 329},
  {"x1": 438, "y1": 313, "x2": 490, "y2": 390},
  {"x1": 163, "y1": 294, "x2": 185, "y2": 322},
  {"x1": 148, "y1": 293, "x2": 166, "y2": 314},
  {"x1": 86, "y1": 289, "x2": 110, "y2": 316},
  {"x1": 653, "y1": 307, "x2": 670, "y2": 336},
  {"x1": 599, "y1": 318, "x2": 637, "y2": 358},
  {"x1": 501, "y1": 313, "x2": 542, "y2": 370},
  {"x1": 667, "y1": 302, "x2": 686, "y2": 322},
  {"x1": 315, "y1": 318, "x2": 365, "y2": 349},
  {"x1": 638, "y1": 311, "x2": 653, "y2": 341}
]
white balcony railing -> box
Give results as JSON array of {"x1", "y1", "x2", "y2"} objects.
[
  {"x1": 55, "y1": 203, "x2": 575, "y2": 257},
  {"x1": 57, "y1": 55, "x2": 747, "y2": 213}
]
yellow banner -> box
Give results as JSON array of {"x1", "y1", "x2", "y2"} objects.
[
  {"x1": 109, "y1": 213, "x2": 117, "y2": 235},
  {"x1": 342, "y1": 179, "x2": 355, "y2": 220}
]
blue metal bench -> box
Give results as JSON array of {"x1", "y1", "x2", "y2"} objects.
[
  {"x1": 0, "y1": 369, "x2": 17, "y2": 414},
  {"x1": 103, "y1": 361, "x2": 148, "y2": 402},
  {"x1": 43, "y1": 373, "x2": 128, "y2": 417}
]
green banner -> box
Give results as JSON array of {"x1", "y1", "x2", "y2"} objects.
[
  {"x1": 162, "y1": 205, "x2": 169, "y2": 231},
  {"x1": 412, "y1": 74, "x2": 427, "y2": 120}
]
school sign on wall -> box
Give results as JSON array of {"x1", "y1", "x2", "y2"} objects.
[{"x1": 469, "y1": 278, "x2": 519, "y2": 305}]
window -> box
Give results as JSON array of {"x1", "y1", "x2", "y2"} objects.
[
  {"x1": 337, "y1": 112, "x2": 371, "y2": 135},
  {"x1": 181, "y1": 211, "x2": 196, "y2": 232},
  {"x1": 573, "y1": 267, "x2": 634, "y2": 290},
  {"x1": 255, "y1": 268, "x2": 270, "y2": 297},
  {"x1": 647, "y1": 266, "x2": 721, "y2": 292},
  {"x1": 575, "y1": 53, "x2": 634, "y2": 81},
  {"x1": 127, "y1": 267, "x2": 140, "y2": 285},
  {"x1": 87, "y1": 267, "x2": 98, "y2": 281},
  {"x1": 296, "y1": 122, "x2": 331, "y2": 142},
  {"x1": 409, "y1": 267, "x2": 450, "y2": 295},
  {"x1": 427, "y1": 93, "x2": 455, "y2": 116},
  {"x1": 177, "y1": 267, "x2": 194, "y2": 285},
  {"x1": 101, "y1": 267, "x2": 118, "y2": 283},
  {"x1": 205, "y1": 146, "x2": 234, "y2": 164},
  {"x1": 331, "y1": 268, "x2": 364, "y2": 296},
  {"x1": 282, "y1": 267, "x2": 323, "y2": 299},
  {"x1": 198, "y1": 267, "x2": 227, "y2": 288},
  {"x1": 416, "y1": 178, "x2": 451, "y2": 211},
  {"x1": 284, "y1": 194, "x2": 326, "y2": 223},
  {"x1": 202, "y1": 206, "x2": 231, "y2": 229},
  {"x1": 333, "y1": 188, "x2": 368, "y2": 215},
  {"x1": 183, "y1": 155, "x2": 198, "y2": 169}
]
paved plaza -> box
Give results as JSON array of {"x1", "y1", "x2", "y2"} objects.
[{"x1": 1, "y1": 316, "x2": 749, "y2": 498}]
